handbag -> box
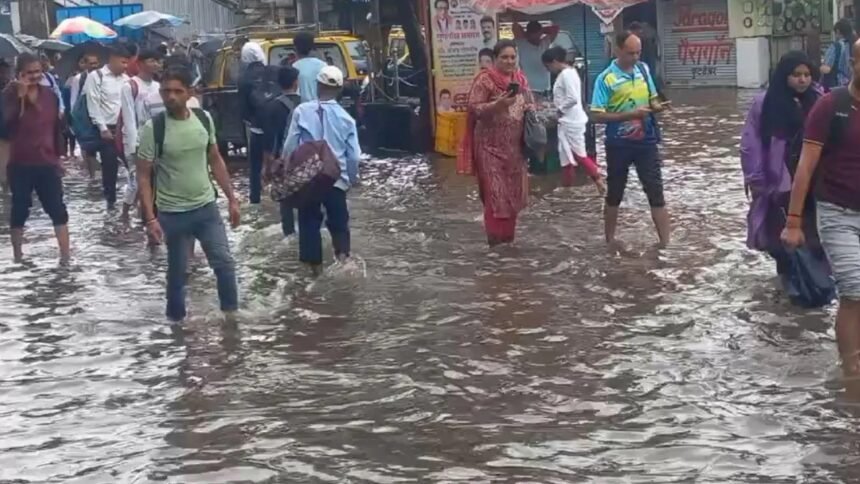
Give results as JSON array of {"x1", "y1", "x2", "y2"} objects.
[
  {"x1": 270, "y1": 103, "x2": 342, "y2": 207},
  {"x1": 784, "y1": 247, "x2": 836, "y2": 308}
]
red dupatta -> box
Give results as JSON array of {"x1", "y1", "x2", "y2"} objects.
[{"x1": 457, "y1": 67, "x2": 530, "y2": 175}]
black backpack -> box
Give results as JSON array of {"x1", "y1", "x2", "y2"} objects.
[
  {"x1": 826, "y1": 87, "x2": 855, "y2": 151},
  {"x1": 248, "y1": 64, "x2": 281, "y2": 124},
  {"x1": 270, "y1": 93, "x2": 299, "y2": 153}
]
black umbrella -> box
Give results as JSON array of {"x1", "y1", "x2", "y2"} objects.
[
  {"x1": 197, "y1": 38, "x2": 228, "y2": 56},
  {"x1": 0, "y1": 34, "x2": 31, "y2": 58},
  {"x1": 54, "y1": 40, "x2": 108, "y2": 79}
]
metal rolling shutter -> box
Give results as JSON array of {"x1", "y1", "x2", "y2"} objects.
[
  {"x1": 660, "y1": 0, "x2": 736, "y2": 86},
  {"x1": 552, "y1": 5, "x2": 610, "y2": 95}
]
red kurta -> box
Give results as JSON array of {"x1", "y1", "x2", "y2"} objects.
[{"x1": 466, "y1": 70, "x2": 531, "y2": 242}]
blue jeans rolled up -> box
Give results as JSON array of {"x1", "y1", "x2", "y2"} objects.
[{"x1": 158, "y1": 202, "x2": 238, "y2": 321}]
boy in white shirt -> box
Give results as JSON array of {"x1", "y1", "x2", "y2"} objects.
[
  {"x1": 119, "y1": 49, "x2": 164, "y2": 220},
  {"x1": 542, "y1": 46, "x2": 605, "y2": 194}
]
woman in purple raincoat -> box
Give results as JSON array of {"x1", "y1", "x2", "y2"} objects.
[{"x1": 741, "y1": 51, "x2": 828, "y2": 288}]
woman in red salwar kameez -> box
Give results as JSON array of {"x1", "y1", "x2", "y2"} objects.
[{"x1": 460, "y1": 40, "x2": 534, "y2": 246}]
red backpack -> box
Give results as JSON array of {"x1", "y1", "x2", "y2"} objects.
[{"x1": 269, "y1": 103, "x2": 341, "y2": 207}]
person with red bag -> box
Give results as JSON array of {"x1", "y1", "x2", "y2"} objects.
[{"x1": 281, "y1": 65, "x2": 361, "y2": 274}]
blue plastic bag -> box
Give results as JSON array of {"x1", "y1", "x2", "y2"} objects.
[{"x1": 784, "y1": 247, "x2": 836, "y2": 308}]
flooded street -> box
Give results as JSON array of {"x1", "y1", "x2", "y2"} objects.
[{"x1": 1, "y1": 88, "x2": 857, "y2": 483}]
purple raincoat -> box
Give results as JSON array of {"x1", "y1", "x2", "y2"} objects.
[{"x1": 740, "y1": 93, "x2": 796, "y2": 251}]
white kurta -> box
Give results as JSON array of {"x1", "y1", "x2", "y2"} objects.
[{"x1": 553, "y1": 67, "x2": 589, "y2": 167}]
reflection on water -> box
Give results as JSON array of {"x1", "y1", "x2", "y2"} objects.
[{"x1": 0, "y1": 89, "x2": 854, "y2": 482}]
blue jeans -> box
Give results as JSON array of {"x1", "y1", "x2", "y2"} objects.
[
  {"x1": 297, "y1": 187, "x2": 350, "y2": 265},
  {"x1": 280, "y1": 200, "x2": 295, "y2": 237},
  {"x1": 248, "y1": 131, "x2": 264, "y2": 204},
  {"x1": 158, "y1": 202, "x2": 238, "y2": 321}
]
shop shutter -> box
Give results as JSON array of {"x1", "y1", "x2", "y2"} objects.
[
  {"x1": 660, "y1": 0, "x2": 737, "y2": 86},
  {"x1": 552, "y1": 5, "x2": 611, "y2": 96}
]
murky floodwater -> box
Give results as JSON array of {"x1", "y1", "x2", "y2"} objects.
[{"x1": 1, "y1": 89, "x2": 857, "y2": 483}]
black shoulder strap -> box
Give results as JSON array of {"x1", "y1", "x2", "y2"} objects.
[
  {"x1": 827, "y1": 87, "x2": 853, "y2": 150},
  {"x1": 191, "y1": 108, "x2": 212, "y2": 146},
  {"x1": 637, "y1": 62, "x2": 653, "y2": 98},
  {"x1": 274, "y1": 95, "x2": 299, "y2": 152},
  {"x1": 153, "y1": 112, "x2": 167, "y2": 160},
  {"x1": 834, "y1": 40, "x2": 843, "y2": 71},
  {"x1": 155, "y1": 109, "x2": 211, "y2": 160},
  {"x1": 78, "y1": 71, "x2": 88, "y2": 93},
  {"x1": 277, "y1": 93, "x2": 297, "y2": 112}
]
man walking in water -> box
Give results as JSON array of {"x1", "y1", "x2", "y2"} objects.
[
  {"x1": 261, "y1": 65, "x2": 301, "y2": 237},
  {"x1": 591, "y1": 30, "x2": 670, "y2": 249},
  {"x1": 783, "y1": 39, "x2": 860, "y2": 376},
  {"x1": 136, "y1": 67, "x2": 241, "y2": 324},
  {"x1": 83, "y1": 45, "x2": 130, "y2": 209},
  {"x1": 283, "y1": 65, "x2": 360, "y2": 274},
  {"x1": 3, "y1": 53, "x2": 70, "y2": 262},
  {"x1": 119, "y1": 48, "x2": 164, "y2": 222}
]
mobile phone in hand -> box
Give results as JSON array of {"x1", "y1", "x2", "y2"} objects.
[{"x1": 507, "y1": 82, "x2": 520, "y2": 95}]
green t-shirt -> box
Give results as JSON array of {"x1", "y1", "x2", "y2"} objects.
[{"x1": 138, "y1": 110, "x2": 217, "y2": 213}]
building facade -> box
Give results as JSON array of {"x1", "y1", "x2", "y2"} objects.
[{"x1": 658, "y1": 0, "x2": 738, "y2": 87}]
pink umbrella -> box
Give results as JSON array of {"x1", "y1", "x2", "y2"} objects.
[{"x1": 50, "y1": 16, "x2": 118, "y2": 39}]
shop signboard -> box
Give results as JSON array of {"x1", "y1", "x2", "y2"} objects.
[
  {"x1": 431, "y1": 0, "x2": 497, "y2": 113},
  {"x1": 661, "y1": 0, "x2": 737, "y2": 86}
]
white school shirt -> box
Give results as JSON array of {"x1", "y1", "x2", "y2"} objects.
[
  {"x1": 120, "y1": 77, "x2": 164, "y2": 158},
  {"x1": 83, "y1": 65, "x2": 128, "y2": 131},
  {"x1": 553, "y1": 67, "x2": 588, "y2": 127}
]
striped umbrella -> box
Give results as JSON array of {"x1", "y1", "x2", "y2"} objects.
[{"x1": 50, "y1": 16, "x2": 118, "y2": 40}]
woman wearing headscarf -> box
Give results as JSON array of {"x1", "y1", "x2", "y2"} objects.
[
  {"x1": 740, "y1": 51, "x2": 828, "y2": 296},
  {"x1": 460, "y1": 40, "x2": 533, "y2": 246}
]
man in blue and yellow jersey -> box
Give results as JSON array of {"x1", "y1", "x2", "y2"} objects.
[{"x1": 591, "y1": 30, "x2": 671, "y2": 250}]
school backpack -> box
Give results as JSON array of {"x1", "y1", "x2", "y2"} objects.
[
  {"x1": 269, "y1": 103, "x2": 341, "y2": 207},
  {"x1": 271, "y1": 93, "x2": 299, "y2": 153},
  {"x1": 247, "y1": 64, "x2": 281, "y2": 126},
  {"x1": 827, "y1": 87, "x2": 854, "y2": 150},
  {"x1": 69, "y1": 70, "x2": 103, "y2": 152}
]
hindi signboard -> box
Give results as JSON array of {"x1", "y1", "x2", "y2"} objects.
[{"x1": 431, "y1": 0, "x2": 497, "y2": 113}]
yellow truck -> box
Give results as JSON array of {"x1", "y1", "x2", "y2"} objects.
[{"x1": 202, "y1": 27, "x2": 367, "y2": 153}]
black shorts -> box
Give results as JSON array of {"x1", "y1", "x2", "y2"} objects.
[
  {"x1": 605, "y1": 143, "x2": 665, "y2": 208},
  {"x1": 9, "y1": 164, "x2": 69, "y2": 229}
]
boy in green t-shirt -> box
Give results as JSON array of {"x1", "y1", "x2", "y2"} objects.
[{"x1": 136, "y1": 67, "x2": 241, "y2": 324}]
